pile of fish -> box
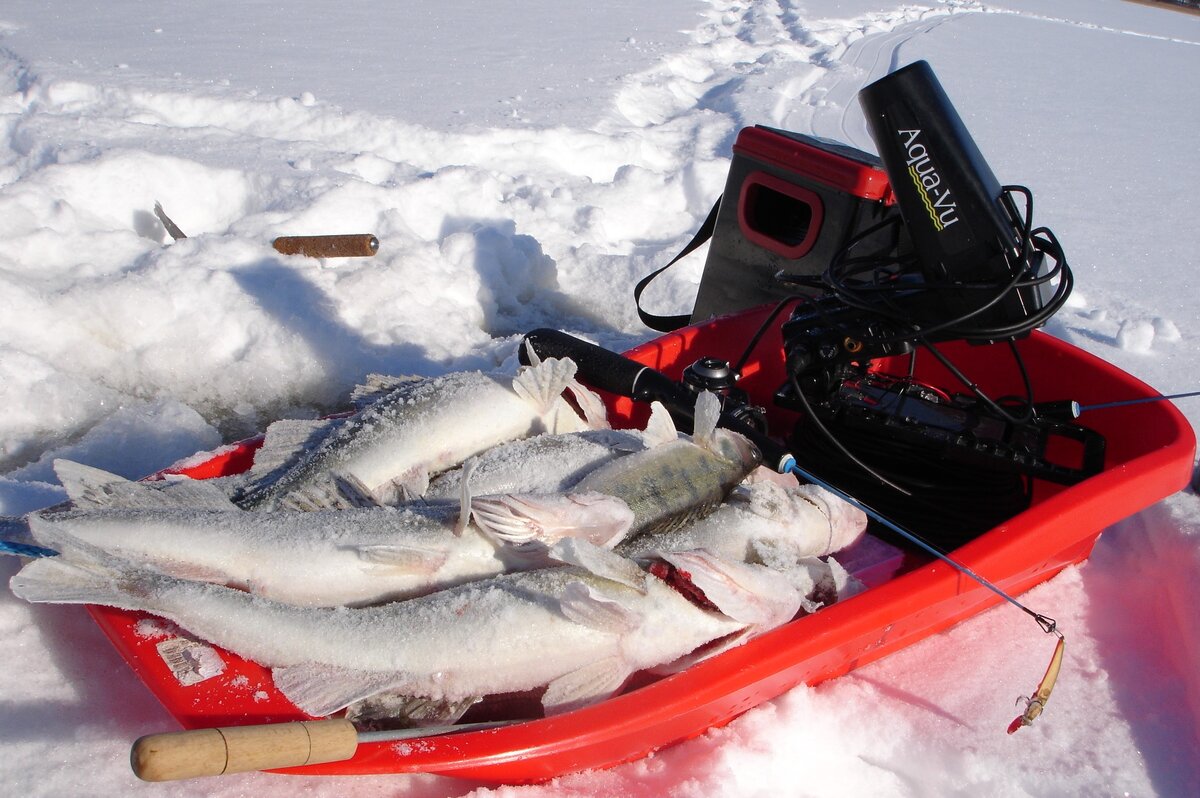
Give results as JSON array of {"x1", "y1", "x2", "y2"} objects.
[{"x1": 3, "y1": 350, "x2": 868, "y2": 724}]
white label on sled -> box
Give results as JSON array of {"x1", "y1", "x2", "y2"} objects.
[{"x1": 156, "y1": 637, "x2": 226, "y2": 686}]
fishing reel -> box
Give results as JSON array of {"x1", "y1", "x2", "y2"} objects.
[{"x1": 680, "y1": 357, "x2": 767, "y2": 434}]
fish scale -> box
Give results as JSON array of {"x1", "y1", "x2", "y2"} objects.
[
  {"x1": 573, "y1": 433, "x2": 761, "y2": 539},
  {"x1": 8, "y1": 540, "x2": 801, "y2": 718},
  {"x1": 234, "y1": 357, "x2": 594, "y2": 511},
  {"x1": 468, "y1": 398, "x2": 763, "y2": 548}
]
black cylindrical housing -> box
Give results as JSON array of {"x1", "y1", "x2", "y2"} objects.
[{"x1": 859, "y1": 60, "x2": 1044, "y2": 329}]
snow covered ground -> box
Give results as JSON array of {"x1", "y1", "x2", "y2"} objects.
[{"x1": 0, "y1": 0, "x2": 1197, "y2": 794}]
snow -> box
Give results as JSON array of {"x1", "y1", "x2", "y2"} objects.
[{"x1": 0, "y1": 0, "x2": 1197, "y2": 794}]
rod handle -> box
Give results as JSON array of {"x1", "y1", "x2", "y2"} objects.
[
  {"x1": 521, "y1": 328, "x2": 693, "y2": 407},
  {"x1": 130, "y1": 719, "x2": 358, "y2": 782},
  {"x1": 272, "y1": 234, "x2": 379, "y2": 258}
]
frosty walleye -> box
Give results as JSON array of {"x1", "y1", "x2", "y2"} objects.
[{"x1": 899, "y1": 128, "x2": 959, "y2": 231}]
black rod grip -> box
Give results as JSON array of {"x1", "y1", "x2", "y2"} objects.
[
  {"x1": 520, "y1": 328, "x2": 794, "y2": 470},
  {"x1": 520, "y1": 329, "x2": 694, "y2": 408}
]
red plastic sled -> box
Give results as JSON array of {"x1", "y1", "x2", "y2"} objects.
[{"x1": 85, "y1": 304, "x2": 1195, "y2": 782}]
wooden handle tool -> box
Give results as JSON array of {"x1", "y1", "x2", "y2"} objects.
[
  {"x1": 130, "y1": 718, "x2": 512, "y2": 781},
  {"x1": 272, "y1": 234, "x2": 379, "y2": 258}
]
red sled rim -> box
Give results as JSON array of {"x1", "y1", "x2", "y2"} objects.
[{"x1": 85, "y1": 304, "x2": 1195, "y2": 782}]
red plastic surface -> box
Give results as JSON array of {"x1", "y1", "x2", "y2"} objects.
[
  {"x1": 86, "y1": 305, "x2": 1195, "y2": 782},
  {"x1": 738, "y1": 171, "x2": 826, "y2": 259},
  {"x1": 732, "y1": 127, "x2": 895, "y2": 203}
]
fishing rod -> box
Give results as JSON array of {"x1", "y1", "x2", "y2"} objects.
[
  {"x1": 522, "y1": 327, "x2": 1071, "y2": 731},
  {"x1": 523, "y1": 329, "x2": 1063, "y2": 625},
  {"x1": 1040, "y1": 390, "x2": 1200, "y2": 419}
]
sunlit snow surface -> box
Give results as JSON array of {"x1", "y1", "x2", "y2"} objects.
[{"x1": 0, "y1": 0, "x2": 1198, "y2": 795}]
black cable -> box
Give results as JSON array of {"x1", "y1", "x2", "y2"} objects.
[
  {"x1": 787, "y1": 372, "x2": 913, "y2": 497},
  {"x1": 731, "y1": 297, "x2": 802, "y2": 376},
  {"x1": 817, "y1": 185, "x2": 1073, "y2": 345}
]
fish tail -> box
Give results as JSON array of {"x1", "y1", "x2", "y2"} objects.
[
  {"x1": 21, "y1": 514, "x2": 80, "y2": 558},
  {"x1": 9, "y1": 535, "x2": 158, "y2": 611}
]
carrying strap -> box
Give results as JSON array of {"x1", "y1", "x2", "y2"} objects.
[{"x1": 633, "y1": 199, "x2": 721, "y2": 332}]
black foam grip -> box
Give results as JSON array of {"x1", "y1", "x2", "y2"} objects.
[
  {"x1": 520, "y1": 329, "x2": 693, "y2": 408},
  {"x1": 520, "y1": 328, "x2": 793, "y2": 470}
]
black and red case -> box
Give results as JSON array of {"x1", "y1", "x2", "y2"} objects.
[{"x1": 691, "y1": 126, "x2": 899, "y2": 322}]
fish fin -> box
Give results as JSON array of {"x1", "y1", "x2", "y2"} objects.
[
  {"x1": 455, "y1": 459, "x2": 476, "y2": 536},
  {"x1": 247, "y1": 418, "x2": 341, "y2": 479},
  {"x1": 350, "y1": 373, "x2": 425, "y2": 408},
  {"x1": 549, "y1": 538, "x2": 646, "y2": 592},
  {"x1": 152, "y1": 480, "x2": 240, "y2": 510},
  {"x1": 53, "y1": 460, "x2": 236, "y2": 510},
  {"x1": 522, "y1": 338, "x2": 543, "y2": 368},
  {"x1": 511, "y1": 356, "x2": 578, "y2": 415},
  {"x1": 471, "y1": 492, "x2": 634, "y2": 548},
  {"x1": 10, "y1": 557, "x2": 113, "y2": 605},
  {"x1": 348, "y1": 543, "x2": 449, "y2": 574},
  {"x1": 374, "y1": 469, "x2": 429, "y2": 507},
  {"x1": 779, "y1": 555, "x2": 862, "y2": 609},
  {"x1": 641, "y1": 402, "x2": 679, "y2": 447},
  {"x1": 691, "y1": 391, "x2": 720, "y2": 450},
  {"x1": 272, "y1": 663, "x2": 410, "y2": 717},
  {"x1": 542, "y1": 655, "x2": 631, "y2": 715},
  {"x1": 345, "y1": 691, "x2": 480, "y2": 728},
  {"x1": 557, "y1": 580, "x2": 639, "y2": 634},
  {"x1": 564, "y1": 380, "x2": 610, "y2": 430},
  {"x1": 826, "y1": 555, "x2": 865, "y2": 602},
  {"x1": 53, "y1": 459, "x2": 125, "y2": 504},
  {"x1": 656, "y1": 549, "x2": 801, "y2": 628},
  {"x1": 276, "y1": 473, "x2": 383, "y2": 512},
  {"x1": 648, "y1": 630, "x2": 754, "y2": 675}
]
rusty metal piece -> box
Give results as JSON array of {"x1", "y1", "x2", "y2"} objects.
[{"x1": 272, "y1": 234, "x2": 379, "y2": 258}]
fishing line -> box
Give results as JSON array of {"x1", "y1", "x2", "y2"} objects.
[
  {"x1": 780, "y1": 456, "x2": 1057, "y2": 633},
  {"x1": 778, "y1": 455, "x2": 1065, "y2": 731},
  {"x1": 1077, "y1": 390, "x2": 1200, "y2": 413}
]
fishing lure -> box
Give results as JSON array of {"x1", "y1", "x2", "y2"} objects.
[{"x1": 1007, "y1": 632, "x2": 1065, "y2": 734}]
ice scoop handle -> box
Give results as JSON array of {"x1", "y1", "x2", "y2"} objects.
[{"x1": 130, "y1": 719, "x2": 358, "y2": 781}]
